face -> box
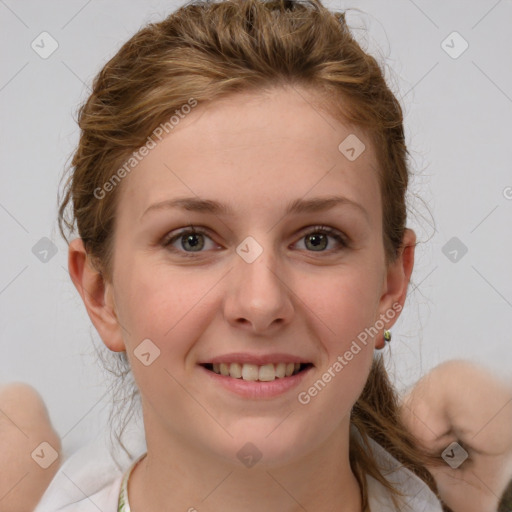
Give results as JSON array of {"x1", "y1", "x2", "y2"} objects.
[{"x1": 73, "y1": 85, "x2": 413, "y2": 468}]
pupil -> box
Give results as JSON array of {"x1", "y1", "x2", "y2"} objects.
[
  {"x1": 308, "y1": 234, "x2": 326, "y2": 250},
  {"x1": 184, "y1": 234, "x2": 203, "y2": 251}
]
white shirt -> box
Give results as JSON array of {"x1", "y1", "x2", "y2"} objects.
[{"x1": 34, "y1": 424, "x2": 443, "y2": 512}]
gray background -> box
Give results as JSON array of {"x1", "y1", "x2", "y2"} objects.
[{"x1": 1, "y1": 0, "x2": 511, "y2": 457}]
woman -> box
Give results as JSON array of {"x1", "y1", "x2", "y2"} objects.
[{"x1": 4, "y1": 0, "x2": 511, "y2": 510}]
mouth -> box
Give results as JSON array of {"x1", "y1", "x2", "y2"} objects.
[{"x1": 200, "y1": 362, "x2": 314, "y2": 382}]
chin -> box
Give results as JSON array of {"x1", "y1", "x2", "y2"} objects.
[{"x1": 212, "y1": 426, "x2": 314, "y2": 469}]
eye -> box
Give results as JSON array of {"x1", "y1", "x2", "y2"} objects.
[
  {"x1": 161, "y1": 224, "x2": 348, "y2": 257},
  {"x1": 162, "y1": 226, "x2": 217, "y2": 257},
  {"x1": 294, "y1": 225, "x2": 348, "y2": 253}
]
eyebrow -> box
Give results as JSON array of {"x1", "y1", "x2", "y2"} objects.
[{"x1": 140, "y1": 195, "x2": 370, "y2": 222}]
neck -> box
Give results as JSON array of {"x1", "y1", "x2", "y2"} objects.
[{"x1": 128, "y1": 418, "x2": 362, "y2": 512}]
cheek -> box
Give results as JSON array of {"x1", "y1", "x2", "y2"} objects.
[
  {"x1": 116, "y1": 265, "x2": 212, "y2": 405},
  {"x1": 117, "y1": 263, "x2": 215, "y2": 353},
  {"x1": 304, "y1": 266, "x2": 382, "y2": 348}
]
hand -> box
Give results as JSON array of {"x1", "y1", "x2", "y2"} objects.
[
  {"x1": 399, "y1": 360, "x2": 512, "y2": 512},
  {"x1": 0, "y1": 382, "x2": 62, "y2": 512}
]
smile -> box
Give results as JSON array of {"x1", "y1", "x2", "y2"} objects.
[{"x1": 201, "y1": 362, "x2": 313, "y2": 381}]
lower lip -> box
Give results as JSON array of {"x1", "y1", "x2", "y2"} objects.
[{"x1": 198, "y1": 365, "x2": 313, "y2": 399}]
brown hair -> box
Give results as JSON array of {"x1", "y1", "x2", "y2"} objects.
[{"x1": 58, "y1": 0, "x2": 451, "y2": 509}]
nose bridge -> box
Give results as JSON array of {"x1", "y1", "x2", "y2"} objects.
[
  {"x1": 235, "y1": 233, "x2": 282, "y2": 299},
  {"x1": 226, "y1": 232, "x2": 293, "y2": 330}
]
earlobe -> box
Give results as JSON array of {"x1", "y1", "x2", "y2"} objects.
[
  {"x1": 67, "y1": 238, "x2": 126, "y2": 352},
  {"x1": 376, "y1": 228, "x2": 416, "y2": 341}
]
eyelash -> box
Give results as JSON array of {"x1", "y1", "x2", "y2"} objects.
[{"x1": 161, "y1": 225, "x2": 349, "y2": 258}]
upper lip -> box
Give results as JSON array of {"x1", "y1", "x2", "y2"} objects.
[{"x1": 198, "y1": 353, "x2": 314, "y2": 366}]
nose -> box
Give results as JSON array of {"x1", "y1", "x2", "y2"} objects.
[{"x1": 223, "y1": 244, "x2": 294, "y2": 334}]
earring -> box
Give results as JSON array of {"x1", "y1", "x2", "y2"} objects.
[{"x1": 376, "y1": 329, "x2": 391, "y2": 350}]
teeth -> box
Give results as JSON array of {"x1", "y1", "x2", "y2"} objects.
[
  {"x1": 275, "y1": 362, "x2": 286, "y2": 378},
  {"x1": 241, "y1": 364, "x2": 259, "y2": 381},
  {"x1": 259, "y1": 364, "x2": 276, "y2": 382},
  {"x1": 209, "y1": 362, "x2": 306, "y2": 381},
  {"x1": 229, "y1": 362, "x2": 242, "y2": 379}
]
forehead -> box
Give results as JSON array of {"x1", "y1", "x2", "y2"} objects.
[{"x1": 116, "y1": 86, "x2": 382, "y2": 225}]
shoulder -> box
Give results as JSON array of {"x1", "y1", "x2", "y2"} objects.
[
  {"x1": 353, "y1": 426, "x2": 444, "y2": 512},
  {"x1": 34, "y1": 475, "x2": 123, "y2": 512},
  {"x1": 34, "y1": 426, "x2": 146, "y2": 512}
]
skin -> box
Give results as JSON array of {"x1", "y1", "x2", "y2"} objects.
[
  {"x1": 2, "y1": 87, "x2": 509, "y2": 512},
  {"x1": 0, "y1": 383, "x2": 61, "y2": 512},
  {"x1": 2, "y1": 369, "x2": 510, "y2": 511},
  {"x1": 68, "y1": 85, "x2": 416, "y2": 512},
  {"x1": 400, "y1": 360, "x2": 512, "y2": 512}
]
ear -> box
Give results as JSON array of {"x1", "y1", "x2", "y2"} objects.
[
  {"x1": 67, "y1": 238, "x2": 126, "y2": 352},
  {"x1": 375, "y1": 228, "x2": 416, "y2": 349}
]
